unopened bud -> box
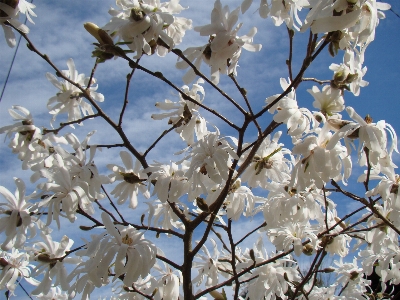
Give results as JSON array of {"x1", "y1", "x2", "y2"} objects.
[
  {"x1": 196, "y1": 197, "x2": 209, "y2": 212},
  {"x1": 209, "y1": 290, "x2": 225, "y2": 299},
  {"x1": 302, "y1": 244, "x2": 314, "y2": 256},
  {"x1": 334, "y1": 70, "x2": 348, "y2": 83},
  {"x1": 84, "y1": 22, "x2": 113, "y2": 45},
  {"x1": 321, "y1": 267, "x2": 335, "y2": 273},
  {"x1": 350, "y1": 270, "x2": 359, "y2": 280},
  {"x1": 79, "y1": 225, "x2": 93, "y2": 231},
  {"x1": 249, "y1": 249, "x2": 255, "y2": 262},
  {"x1": 334, "y1": 217, "x2": 347, "y2": 229}
]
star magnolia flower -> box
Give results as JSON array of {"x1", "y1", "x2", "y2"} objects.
[
  {"x1": 177, "y1": 0, "x2": 261, "y2": 84},
  {"x1": 103, "y1": 0, "x2": 192, "y2": 58},
  {"x1": 146, "y1": 162, "x2": 188, "y2": 203},
  {"x1": 309, "y1": 85, "x2": 345, "y2": 116},
  {"x1": 0, "y1": 105, "x2": 44, "y2": 166},
  {"x1": 30, "y1": 234, "x2": 80, "y2": 295},
  {"x1": 46, "y1": 58, "x2": 104, "y2": 127},
  {"x1": 290, "y1": 123, "x2": 352, "y2": 190},
  {"x1": 192, "y1": 238, "x2": 231, "y2": 287},
  {"x1": 107, "y1": 151, "x2": 150, "y2": 209},
  {"x1": 0, "y1": 248, "x2": 38, "y2": 294},
  {"x1": 0, "y1": 1, "x2": 30, "y2": 47},
  {"x1": 0, "y1": 178, "x2": 36, "y2": 251},
  {"x1": 268, "y1": 221, "x2": 318, "y2": 256},
  {"x1": 237, "y1": 237, "x2": 300, "y2": 300},
  {"x1": 83, "y1": 213, "x2": 157, "y2": 287},
  {"x1": 37, "y1": 155, "x2": 93, "y2": 227},
  {"x1": 266, "y1": 78, "x2": 314, "y2": 138},
  {"x1": 240, "y1": 131, "x2": 292, "y2": 188},
  {"x1": 185, "y1": 130, "x2": 239, "y2": 193},
  {"x1": 151, "y1": 79, "x2": 207, "y2": 145}
]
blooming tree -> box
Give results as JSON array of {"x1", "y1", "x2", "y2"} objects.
[{"x1": 0, "y1": 0, "x2": 399, "y2": 299}]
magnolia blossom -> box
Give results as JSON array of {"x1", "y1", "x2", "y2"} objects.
[
  {"x1": 237, "y1": 237, "x2": 300, "y2": 300},
  {"x1": 151, "y1": 79, "x2": 207, "y2": 145},
  {"x1": 103, "y1": 0, "x2": 192, "y2": 58},
  {"x1": 30, "y1": 234, "x2": 79, "y2": 295},
  {"x1": 309, "y1": 85, "x2": 345, "y2": 116},
  {"x1": 177, "y1": 0, "x2": 261, "y2": 84},
  {"x1": 240, "y1": 131, "x2": 291, "y2": 188},
  {"x1": 0, "y1": 1, "x2": 30, "y2": 47},
  {"x1": 36, "y1": 155, "x2": 93, "y2": 226},
  {"x1": 0, "y1": 249, "x2": 38, "y2": 294},
  {"x1": 192, "y1": 238, "x2": 231, "y2": 287},
  {"x1": 185, "y1": 130, "x2": 239, "y2": 193},
  {"x1": 266, "y1": 78, "x2": 314, "y2": 138},
  {"x1": 107, "y1": 151, "x2": 150, "y2": 209},
  {"x1": 80, "y1": 213, "x2": 157, "y2": 287},
  {"x1": 46, "y1": 58, "x2": 104, "y2": 126},
  {"x1": 268, "y1": 222, "x2": 317, "y2": 256}
]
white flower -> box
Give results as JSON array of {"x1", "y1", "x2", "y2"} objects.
[
  {"x1": 177, "y1": 0, "x2": 261, "y2": 84},
  {"x1": 185, "y1": 130, "x2": 239, "y2": 192},
  {"x1": 0, "y1": 249, "x2": 38, "y2": 294},
  {"x1": 46, "y1": 58, "x2": 104, "y2": 126},
  {"x1": 291, "y1": 123, "x2": 352, "y2": 190},
  {"x1": 151, "y1": 79, "x2": 207, "y2": 145},
  {"x1": 0, "y1": 1, "x2": 30, "y2": 47},
  {"x1": 334, "y1": 257, "x2": 370, "y2": 298},
  {"x1": 37, "y1": 155, "x2": 93, "y2": 226},
  {"x1": 237, "y1": 237, "x2": 300, "y2": 300},
  {"x1": 240, "y1": 131, "x2": 292, "y2": 188},
  {"x1": 309, "y1": 85, "x2": 345, "y2": 116},
  {"x1": 146, "y1": 200, "x2": 185, "y2": 232},
  {"x1": 30, "y1": 234, "x2": 79, "y2": 295},
  {"x1": 82, "y1": 213, "x2": 157, "y2": 287},
  {"x1": 268, "y1": 222, "x2": 317, "y2": 256},
  {"x1": 266, "y1": 78, "x2": 314, "y2": 138},
  {"x1": 192, "y1": 238, "x2": 230, "y2": 287},
  {"x1": 146, "y1": 162, "x2": 188, "y2": 203},
  {"x1": 103, "y1": 0, "x2": 192, "y2": 58},
  {"x1": 0, "y1": 178, "x2": 36, "y2": 250},
  {"x1": 35, "y1": 287, "x2": 68, "y2": 300},
  {"x1": 107, "y1": 151, "x2": 150, "y2": 209}
]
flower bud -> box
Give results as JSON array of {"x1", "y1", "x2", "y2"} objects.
[
  {"x1": 302, "y1": 244, "x2": 314, "y2": 256},
  {"x1": 84, "y1": 22, "x2": 113, "y2": 45},
  {"x1": 209, "y1": 290, "x2": 225, "y2": 299}
]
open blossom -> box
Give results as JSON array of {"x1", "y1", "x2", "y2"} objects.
[
  {"x1": 240, "y1": 131, "x2": 292, "y2": 188},
  {"x1": 107, "y1": 151, "x2": 150, "y2": 209},
  {"x1": 176, "y1": 0, "x2": 261, "y2": 84},
  {"x1": 237, "y1": 237, "x2": 300, "y2": 300},
  {"x1": 80, "y1": 213, "x2": 157, "y2": 287},
  {"x1": 266, "y1": 78, "x2": 314, "y2": 138},
  {"x1": 185, "y1": 130, "x2": 239, "y2": 193},
  {"x1": 309, "y1": 85, "x2": 345, "y2": 116},
  {"x1": 290, "y1": 123, "x2": 352, "y2": 190},
  {"x1": 29, "y1": 234, "x2": 80, "y2": 295},
  {"x1": 192, "y1": 238, "x2": 231, "y2": 287},
  {"x1": 151, "y1": 79, "x2": 207, "y2": 145},
  {"x1": 146, "y1": 162, "x2": 188, "y2": 203},
  {"x1": 36, "y1": 155, "x2": 93, "y2": 226},
  {"x1": 103, "y1": 0, "x2": 192, "y2": 58},
  {"x1": 0, "y1": 1, "x2": 31, "y2": 47},
  {"x1": 46, "y1": 58, "x2": 104, "y2": 126},
  {"x1": 268, "y1": 221, "x2": 318, "y2": 256},
  {"x1": 0, "y1": 249, "x2": 38, "y2": 294},
  {"x1": 330, "y1": 49, "x2": 369, "y2": 96},
  {"x1": 0, "y1": 178, "x2": 36, "y2": 250}
]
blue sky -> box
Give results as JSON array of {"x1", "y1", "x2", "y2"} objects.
[{"x1": 0, "y1": 0, "x2": 400, "y2": 298}]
